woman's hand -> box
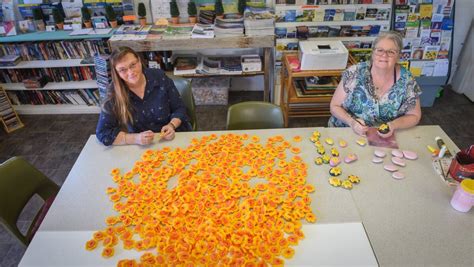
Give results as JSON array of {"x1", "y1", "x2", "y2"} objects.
[
  {"x1": 377, "y1": 122, "x2": 394, "y2": 138},
  {"x1": 134, "y1": 130, "x2": 155, "y2": 145},
  {"x1": 350, "y1": 118, "x2": 368, "y2": 136},
  {"x1": 160, "y1": 124, "x2": 176, "y2": 140}
]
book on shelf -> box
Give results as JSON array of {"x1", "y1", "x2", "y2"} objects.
[
  {"x1": 94, "y1": 54, "x2": 111, "y2": 102},
  {"x1": 163, "y1": 24, "x2": 194, "y2": 39},
  {"x1": 115, "y1": 25, "x2": 142, "y2": 34},
  {"x1": 422, "y1": 45, "x2": 440, "y2": 60},
  {"x1": 433, "y1": 58, "x2": 449, "y2": 77},
  {"x1": 173, "y1": 56, "x2": 198, "y2": 75},
  {"x1": 421, "y1": 61, "x2": 436, "y2": 76},
  {"x1": 350, "y1": 49, "x2": 372, "y2": 63},
  {"x1": 304, "y1": 76, "x2": 338, "y2": 89},
  {"x1": 409, "y1": 60, "x2": 423, "y2": 77},
  {"x1": 191, "y1": 24, "x2": 214, "y2": 39},
  {"x1": 0, "y1": 55, "x2": 22, "y2": 66},
  {"x1": 343, "y1": 8, "x2": 356, "y2": 21},
  {"x1": 198, "y1": 57, "x2": 222, "y2": 74}
]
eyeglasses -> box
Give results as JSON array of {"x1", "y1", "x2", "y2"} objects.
[
  {"x1": 116, "y1": 60, "x2": 140, "y2": 75},
  {"x1": 373, "y1": 47, "x2": 399, "y2": 58}
]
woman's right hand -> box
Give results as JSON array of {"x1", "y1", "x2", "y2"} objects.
[
  {"x1": 134, "y1": 130, "x2": 155, "y2": 145},
  {"x1": 350, "y1": 118, "x2": 368, "y2": 136}
]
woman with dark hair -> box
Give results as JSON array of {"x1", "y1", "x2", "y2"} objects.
[
  {"x1": 329, "y1": 31, "x2": 422, "y2": 137},
  {"x1": 96, "y1": 46, "x2": 191, "y2": 146}
]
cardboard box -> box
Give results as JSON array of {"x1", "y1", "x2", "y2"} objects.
[
  {"x1": 241, "y1": 55, "x2": 262, "y2": 72},
  {"x1": 191, "y1": 77, "x2": 229, "y2": 105},
  {"x1": 298, "y1": 40, "x2": 348, "y2": 70}
]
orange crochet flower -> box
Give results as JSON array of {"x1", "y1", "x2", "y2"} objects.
[
  {"x1": 85, "y1": 239, "x2": 97, "y2": 251},
  {"x1": 86, "y1": 133, "x2": 316, "y2": 266},
  {"x1": 101, "y1": 247, "x2": 114, "y2": 258}
]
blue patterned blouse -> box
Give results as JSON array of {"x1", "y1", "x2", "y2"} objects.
[
  {"x1": 329, "y1": 61, "x2": 421, "y2": 127},
  {"x1": 96, "y1": 68, "x2": 190, "y2": 146}
]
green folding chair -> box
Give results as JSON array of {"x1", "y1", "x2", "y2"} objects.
[
  {"x1": 0, "y1": 156, "x2": 59, "y2": 246},
  {"x1": 226, "y1": 101, "x2": 285, "y2": 130},
  {"x1": 170, "y1": 75, "x2": 198, "y2": 131}
]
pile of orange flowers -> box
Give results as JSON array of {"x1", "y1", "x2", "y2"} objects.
[{"x1": 85, "y1": 133, "x2": 316, "y2": 266}]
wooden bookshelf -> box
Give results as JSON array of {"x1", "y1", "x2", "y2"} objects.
[
  {"x1": 110, "y1": 35, "x2": 275, "y2": 102},
  {"x1": 280, "y1": 53, "x2": 355, "y2": 127},
  {"x1": 0, "y1": 86, "x2": 24, "y2": 133}
]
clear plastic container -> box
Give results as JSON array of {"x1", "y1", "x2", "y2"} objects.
[{"x1": 450, "y1": 179, "x2": 474, "y2": 212}]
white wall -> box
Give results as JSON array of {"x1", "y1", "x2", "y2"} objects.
[{"x1": 449, "y1": 0, "x2": 473, "y2": 84}]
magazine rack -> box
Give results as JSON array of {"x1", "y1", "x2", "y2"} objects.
[{"x1": 0, "y1": 86, "x2": 24, "y2": 133}]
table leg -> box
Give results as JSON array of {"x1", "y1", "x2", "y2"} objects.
[{"x1": 264, "y1": 47, "x2": 271, "y2": 102}]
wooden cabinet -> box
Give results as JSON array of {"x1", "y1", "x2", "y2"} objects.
[
  {"x1": 279, "y1": 52, "x2": 354, "y2": 127},
  {"x1": 109, "y1": 35, "x2": 275, "y2": 102}
]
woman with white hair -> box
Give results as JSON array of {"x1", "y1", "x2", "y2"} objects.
[{"x1": 329, "y1": 31, "x2": 422, "y2": 137}]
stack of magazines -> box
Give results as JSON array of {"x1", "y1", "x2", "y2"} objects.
[
  {"x1": 214, "y1": 15, "x2": 244, "y2": 37},
  {"x1": 0, "y1": 55, "x2": 21, "y2": 67},
  {"x1": 244, "y1": 7, "x2": 275, "y2": 36},
  {"x1": 191, "y1": 24, "x2": 214, "y2": 39},
  {"x1": 94, "y1": 54, "x2": 111, "y2": 102},
  {"x1": 199, "y1": 9, "x2": 215, "y2": 24}
]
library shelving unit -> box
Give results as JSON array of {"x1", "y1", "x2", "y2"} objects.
[
  {"x1": 110, "y1": 35, "x2": 275, "y2": 102},
  {"x1": 0, "y1": 86, "x2": 23, "y2": 133},
  {"x1": 274, "y1": 0, "x2": 393, "y2": 56},
  {"x1": 279, "y1": 52, "x2": 355, "y2": 126},
  {"x1": 0, "y1": 31, "x2": 114, "y2": 114}
]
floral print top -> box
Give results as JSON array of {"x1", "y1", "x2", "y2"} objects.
[{"x1": 329, "y1": 61, "x2": 421, "y2": 127}]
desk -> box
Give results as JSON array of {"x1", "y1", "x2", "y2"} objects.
[
  {"x1": 109, "y1": 35, "x2": 275, "y2": 102},
  {"x1": 20, "y1": 126, "x2": 473, "y2": 266}
]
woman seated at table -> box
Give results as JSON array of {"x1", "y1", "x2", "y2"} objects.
[
  {"x1": 329, "y1": 31, "x2": 422, "y2": 137},
  {"x1": 96, "y1": 46, "x2": 191, "y2": 146}
]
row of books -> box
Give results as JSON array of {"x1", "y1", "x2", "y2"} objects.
[
  {"x1": 0, "y1": 40, "x2": 109, "y2": 61},
  {"x1": 276, "y1": 0, "x2": 390, "y2": 4},
  {"x1": 7, "y1": 89, "x2": 100, "y2": 106},
  {"x1": 276, "y1": 24, "x2": 384, "y2": 39},
  {"x1": 0, "y1": 67, "x2": 95, "y2": 84},
  {"x1": 276, "y1": 6, "x2": 391, "y2": 22},
  {"x1": 0, "y1": 87, "x2": 23, "y2": 133}
]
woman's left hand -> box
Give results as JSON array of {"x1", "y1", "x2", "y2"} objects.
[
  {"x1": 377, "y1": 122, "x2": 394, "y2": 138},
  {"x1": 160, "y1": 124, "x2": 176, "y2": 140}
]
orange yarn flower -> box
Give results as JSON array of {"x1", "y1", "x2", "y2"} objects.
[{"x1": 85, "y1": 133, "x2": 316, "y2": 265}]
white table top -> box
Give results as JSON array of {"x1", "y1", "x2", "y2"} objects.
[{"x1": 21, "y1": 126, "x2": 473, "y2": 266}]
